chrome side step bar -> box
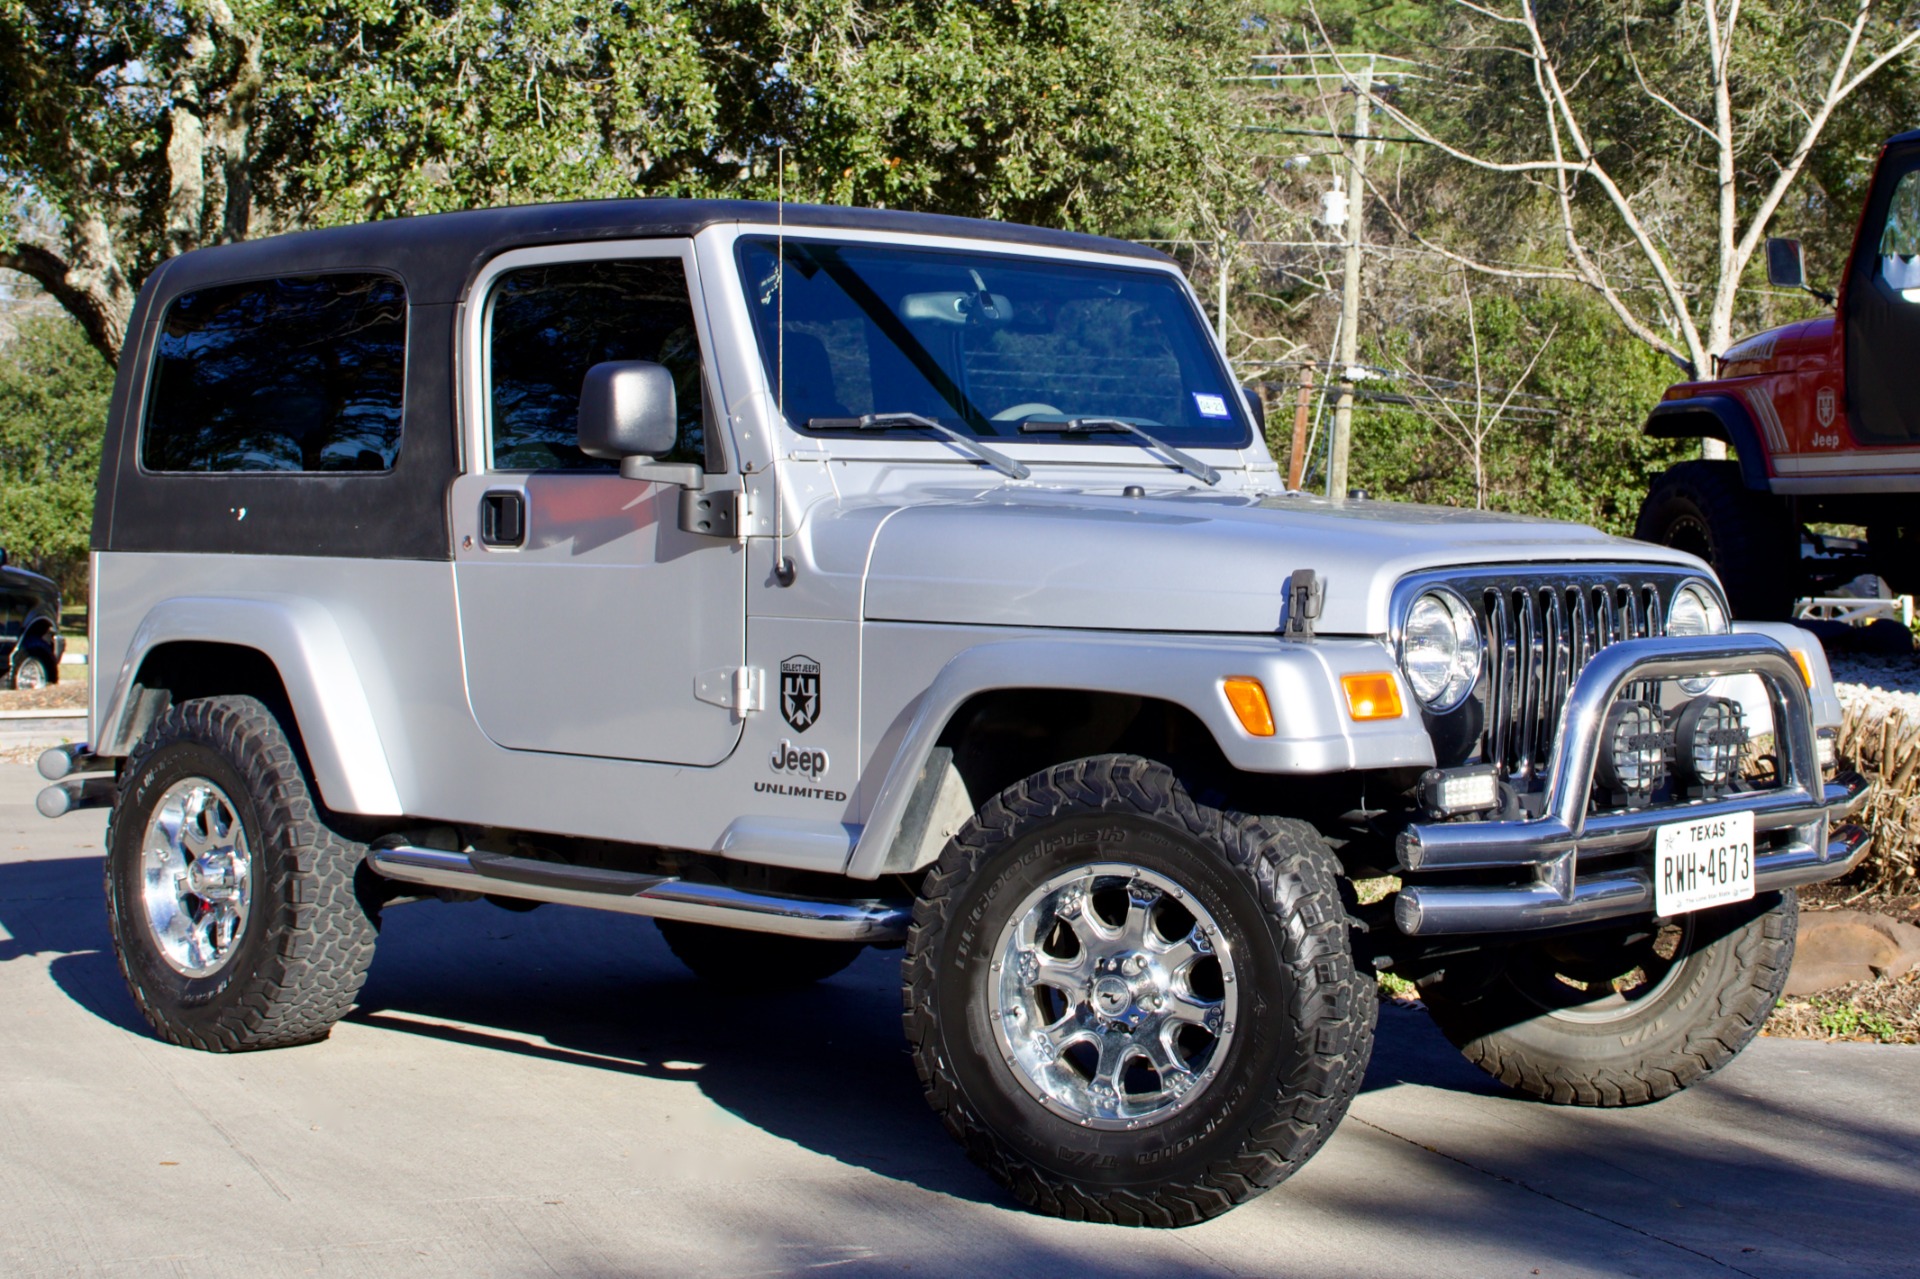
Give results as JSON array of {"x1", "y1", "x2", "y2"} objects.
[{"x1": 367, "y1": 845, "x2": 910, "y2": 943}]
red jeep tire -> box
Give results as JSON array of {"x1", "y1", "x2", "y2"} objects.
[{"x1": 1635, "y1": 460, "x2": 1797, "y2": 619}]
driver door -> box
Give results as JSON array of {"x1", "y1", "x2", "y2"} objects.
[
  {"x1": 1847, "y1": 144, "x2": 1920, "y2": 445},
  {"x1": 451, "y1": 241, "x2": 745, "y2": 766}
]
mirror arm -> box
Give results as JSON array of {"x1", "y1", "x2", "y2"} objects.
[
  {"x1": 618, "y1": 458, "x2": 706, "y2": 489},
  {"x1": 1807, "y1": 282, "x2": 1836, "y2": 307}
]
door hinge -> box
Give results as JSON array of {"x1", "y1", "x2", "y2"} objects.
[
  {"x1": 695, "y1": 666, "x2": 765, "y2": 713},
  {"x1": 680, "y1": 487, "x2": 746, "y2": 538}
]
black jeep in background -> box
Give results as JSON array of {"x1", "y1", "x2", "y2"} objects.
[{"x1": 0, "y1": 548, "x2": 63, "y2": 690}]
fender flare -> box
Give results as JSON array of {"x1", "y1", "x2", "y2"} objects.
[
  {"x1": 843, "y1": 633, "x2": 1433, "y2": 879},
  {"x1": 1645, "y1": 397, "x2": 1773, "y2": 491},
  {"x1": 97, "y1": 595, "x2": 403, "y2": 815}
]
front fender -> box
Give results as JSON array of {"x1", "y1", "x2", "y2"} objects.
[
  {"x1": 1645, "y1": 396, "x2": 1773, "y2": 491},
  {"x1": 97, "y1": 595, "x2": 403, "y2": 815},
  {"x1": 845, "y1": 633, "x2": 1434, "y2": 878}
]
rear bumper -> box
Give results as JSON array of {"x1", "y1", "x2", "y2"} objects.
[{"x1": 1393, "y1": 633, "x2": 1868, "y2": 937}]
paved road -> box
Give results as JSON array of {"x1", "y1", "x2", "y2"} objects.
[{"x1": 2, "y1": 761, "x2": 1915, "y2": 1278}]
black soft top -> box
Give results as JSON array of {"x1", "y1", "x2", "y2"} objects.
[
  {"x1": 146, "y1": 199, "x2": 1169, "y2": 306},
  {"x1": 97, "y1": 200, "x2": 1168, "y2": 563}
]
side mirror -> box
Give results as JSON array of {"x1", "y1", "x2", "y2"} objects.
[
  {"x1": 1242, "y1": 386, "x2": 1266, "y2": 432},
  {"x1": 578, "y1": 360, "x2": 677, "y2": 461},
  {"x1": 1766, "y1": 237, "x2": 1807, "y2": 291}
]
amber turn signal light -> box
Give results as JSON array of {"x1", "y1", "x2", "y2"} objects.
[
  {"x1": 1222, "y1": 677, "x2": 1275, "y2": 737},
  {"x1": 1790, "y1": 649, "x2": 1814, "y2": 688},
  {"x1": 1342, "y1": 672, "x2": 1405, "y2": 721}
]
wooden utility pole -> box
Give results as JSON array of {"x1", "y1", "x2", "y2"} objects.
[
  {"x1": 1326, "y1": 61, "x2": 1372, "y2": 502},
  {"x1": 1288, "y1": 367, "x2": 1314, "y2": 490}
]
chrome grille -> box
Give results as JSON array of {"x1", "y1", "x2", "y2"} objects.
[
  {"x1": 1481, "y1": 580, "x2": 1666, "y2": 782},
  {"x1": 1393, "y1": 565, "x2": 1711, "y2": 784}
]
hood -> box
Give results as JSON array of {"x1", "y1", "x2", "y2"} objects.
[
  {"x1": 1716, "y1": 317, "x2": 1833, "y2": 379},
  {"x1": 861, "y1": 487, "x2": 1707, "y2": 636}
]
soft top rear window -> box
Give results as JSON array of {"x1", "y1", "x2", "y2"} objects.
[{"x1": 142, "y1": 272, "x2": 407, "y2": 473}]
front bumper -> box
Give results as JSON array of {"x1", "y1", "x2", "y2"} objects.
[{"x1": 1393, "y1": 634, "x2": 1871, "y2": 937}]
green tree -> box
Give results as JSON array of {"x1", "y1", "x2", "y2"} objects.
[
  {"x1": 0, "y1": 315, "x2": 111, "y2": 593},
  {"x1": 2, "y1": 0, "x2": 1253, "y2": 367}
]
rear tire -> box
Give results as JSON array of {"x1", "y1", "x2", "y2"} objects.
[
  {"x1": 1419, "y1": 892, "x2": 1795, "y2": 1106},
  {"x1": 904, "y1": 754, "x2": 1373, "y2": 1226},
  {"x1": 104, "y1": 695, "x2": 379, "y2": 1051},
  {"x1": 655, "y1": 919, "x2": 864, "y2": 989},
  {"x1": 1868, "y1": 520, "x2": 1920, "y2": 597},
  {"x1": 8, "y1": 653, "x2": 51, "y2": 691},
  {"x1": 1635, "y1": 460, "x2": 1797, "y2": 619}
]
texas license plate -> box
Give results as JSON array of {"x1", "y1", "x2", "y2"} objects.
[{"x1": 1653, "y1": 810, "x2": 1756, "y2": 916}]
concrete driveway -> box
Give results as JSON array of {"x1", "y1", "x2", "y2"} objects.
[{"x1": 1, "y1": 761, "x2": 1915, "y2": 1278}]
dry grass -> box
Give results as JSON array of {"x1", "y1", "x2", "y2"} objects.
[{"x1": 1834, "y1": 696, "x2": 1920, "y2": 893}]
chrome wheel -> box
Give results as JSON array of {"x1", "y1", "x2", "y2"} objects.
[
  {"x1": 139, "y1": 778, "x2": 253, "y2": 977},
  {"x1": 11, "y1": 656, "x2": 48, "y2": 691},
  {"x1": 988, "y1": 862, "x2": 1238, "y2": 1130}
]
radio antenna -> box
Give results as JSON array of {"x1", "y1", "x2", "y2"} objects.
[{"x1": 773, "y1": 142, "x2": 796, "y2": 587}]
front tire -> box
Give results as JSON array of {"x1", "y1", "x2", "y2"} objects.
[
  {"x1": 104, "y1": 695, "x2": 379, "y2": 1051},
  {"x1": 904, "y1": 755, "x2": 1373, "y2": 1226},
  {"x1": 1419, "y1": 892, "x2": 1795, "y2": 1106},
  {"x1": 1635, "y1": 460, "x2": 1797, "y2": 619}
]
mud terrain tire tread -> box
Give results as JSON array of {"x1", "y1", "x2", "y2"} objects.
[
  {"x1": 902, "y1": 754, "x2": 1374, "y2": 1227},
  {"x1": 1635, "y1": 460, "x2": 1796, "y2": 619},
  {"x1": 1421, "y1": 892, "x2": 1795, "y2": 1107},
  {"x1": 104, "y1": 694, "x2": 379, "y2": 1052}
]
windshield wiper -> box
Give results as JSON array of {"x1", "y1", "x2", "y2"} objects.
[
  {"x1": 1017, "y1": 417, "x2": 1220, "y2": 486},
  {"x1": 807, "y1": 412, "x2": 1030, "y2": 480}
]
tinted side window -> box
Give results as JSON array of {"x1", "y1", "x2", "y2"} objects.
[
  {"x1": 487, "y1": 257, "x2": 706, "y2": 471},
  {"x1": 143, "y1": 274, "x2": 407, "y2": 472}
]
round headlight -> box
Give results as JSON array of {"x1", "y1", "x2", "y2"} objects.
[
  {"x1": 1668, "y1": 582, "x2": 1729, "y2": 693},
  {"x1": 1667, "y1": 582, "x2": 1728, "y2": 638},
  {"x1": 1401, "y1": 588, "x2": 1483, "y2": 712}
]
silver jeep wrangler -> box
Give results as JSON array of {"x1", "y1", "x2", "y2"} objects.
[{"x1": 40, "y1": 201, "x2": 1868, "y2": 1226}]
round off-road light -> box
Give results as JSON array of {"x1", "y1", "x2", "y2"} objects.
[
  {"x1": 1672, "y1": 696, "x2": 1747, "y2": 791},
  {"x1": 1400, "y1": 588, "x2": 1483, "y2": 713},
  {"x1": 1596, "y1": 700, "x2": 1667, "y2": 801}
]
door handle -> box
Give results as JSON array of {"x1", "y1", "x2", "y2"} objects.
[{"x1": 481, "y1": 490, "x2": 525, "y2": 547}]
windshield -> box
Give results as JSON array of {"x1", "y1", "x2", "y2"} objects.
[{"x1": 735, "y1": 236, "x2": 1251, "y2": 449}]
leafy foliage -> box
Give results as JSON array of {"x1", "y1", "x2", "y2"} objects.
[{"x1": 0, "y1": 315, "x2": 111, "y2": 593}]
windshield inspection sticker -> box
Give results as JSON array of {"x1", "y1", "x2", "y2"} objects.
[{"x1": 1193, "y1": 392, "x2": 1231, "y2": 419}]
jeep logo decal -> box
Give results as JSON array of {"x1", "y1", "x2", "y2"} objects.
[
  {"x1": 1816, "y1": 385, "x2": 1836, "y2": 428},
  {"x1": 770, "y1": 738, "x2": 829, "y2": 780},
  {"x1": 780, "y1": 654, "x2": 821, "y2": 732}
]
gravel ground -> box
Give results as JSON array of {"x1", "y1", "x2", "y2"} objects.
[
  {"x1": 1831, "y1": 651, "x2": 1920, "y2": 706},
  {"x1": 0, "y1": 671, "x2": 87, "y2": 712}
]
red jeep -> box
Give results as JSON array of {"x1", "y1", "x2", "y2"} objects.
[{"x1": 1636, "y1": 129, "x2": 1920, "y2": 619}]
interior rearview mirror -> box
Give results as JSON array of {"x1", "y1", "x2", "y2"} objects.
[{"x1": 1765, "y1": 237, "x2": 1807, "y2": 291}]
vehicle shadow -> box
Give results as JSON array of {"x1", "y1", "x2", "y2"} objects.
[
  {"x1": 7, "y1": 852, "x2": 1485, "y2": 1206},
  {"x1": 11, "y1": 853, "x2": 1919, "y2": 1273}
]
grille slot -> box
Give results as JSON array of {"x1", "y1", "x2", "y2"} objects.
[{"x1": 1477, "y1": 579, "x2": 1669, "y2": 782}]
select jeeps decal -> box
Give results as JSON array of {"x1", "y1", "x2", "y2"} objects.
[
  {"x1": 780, "y1": 654, "x2": 822, "y2": 732},
  {"x1": 757, "y1": 738, "x2": 846, "y2": 803}
]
